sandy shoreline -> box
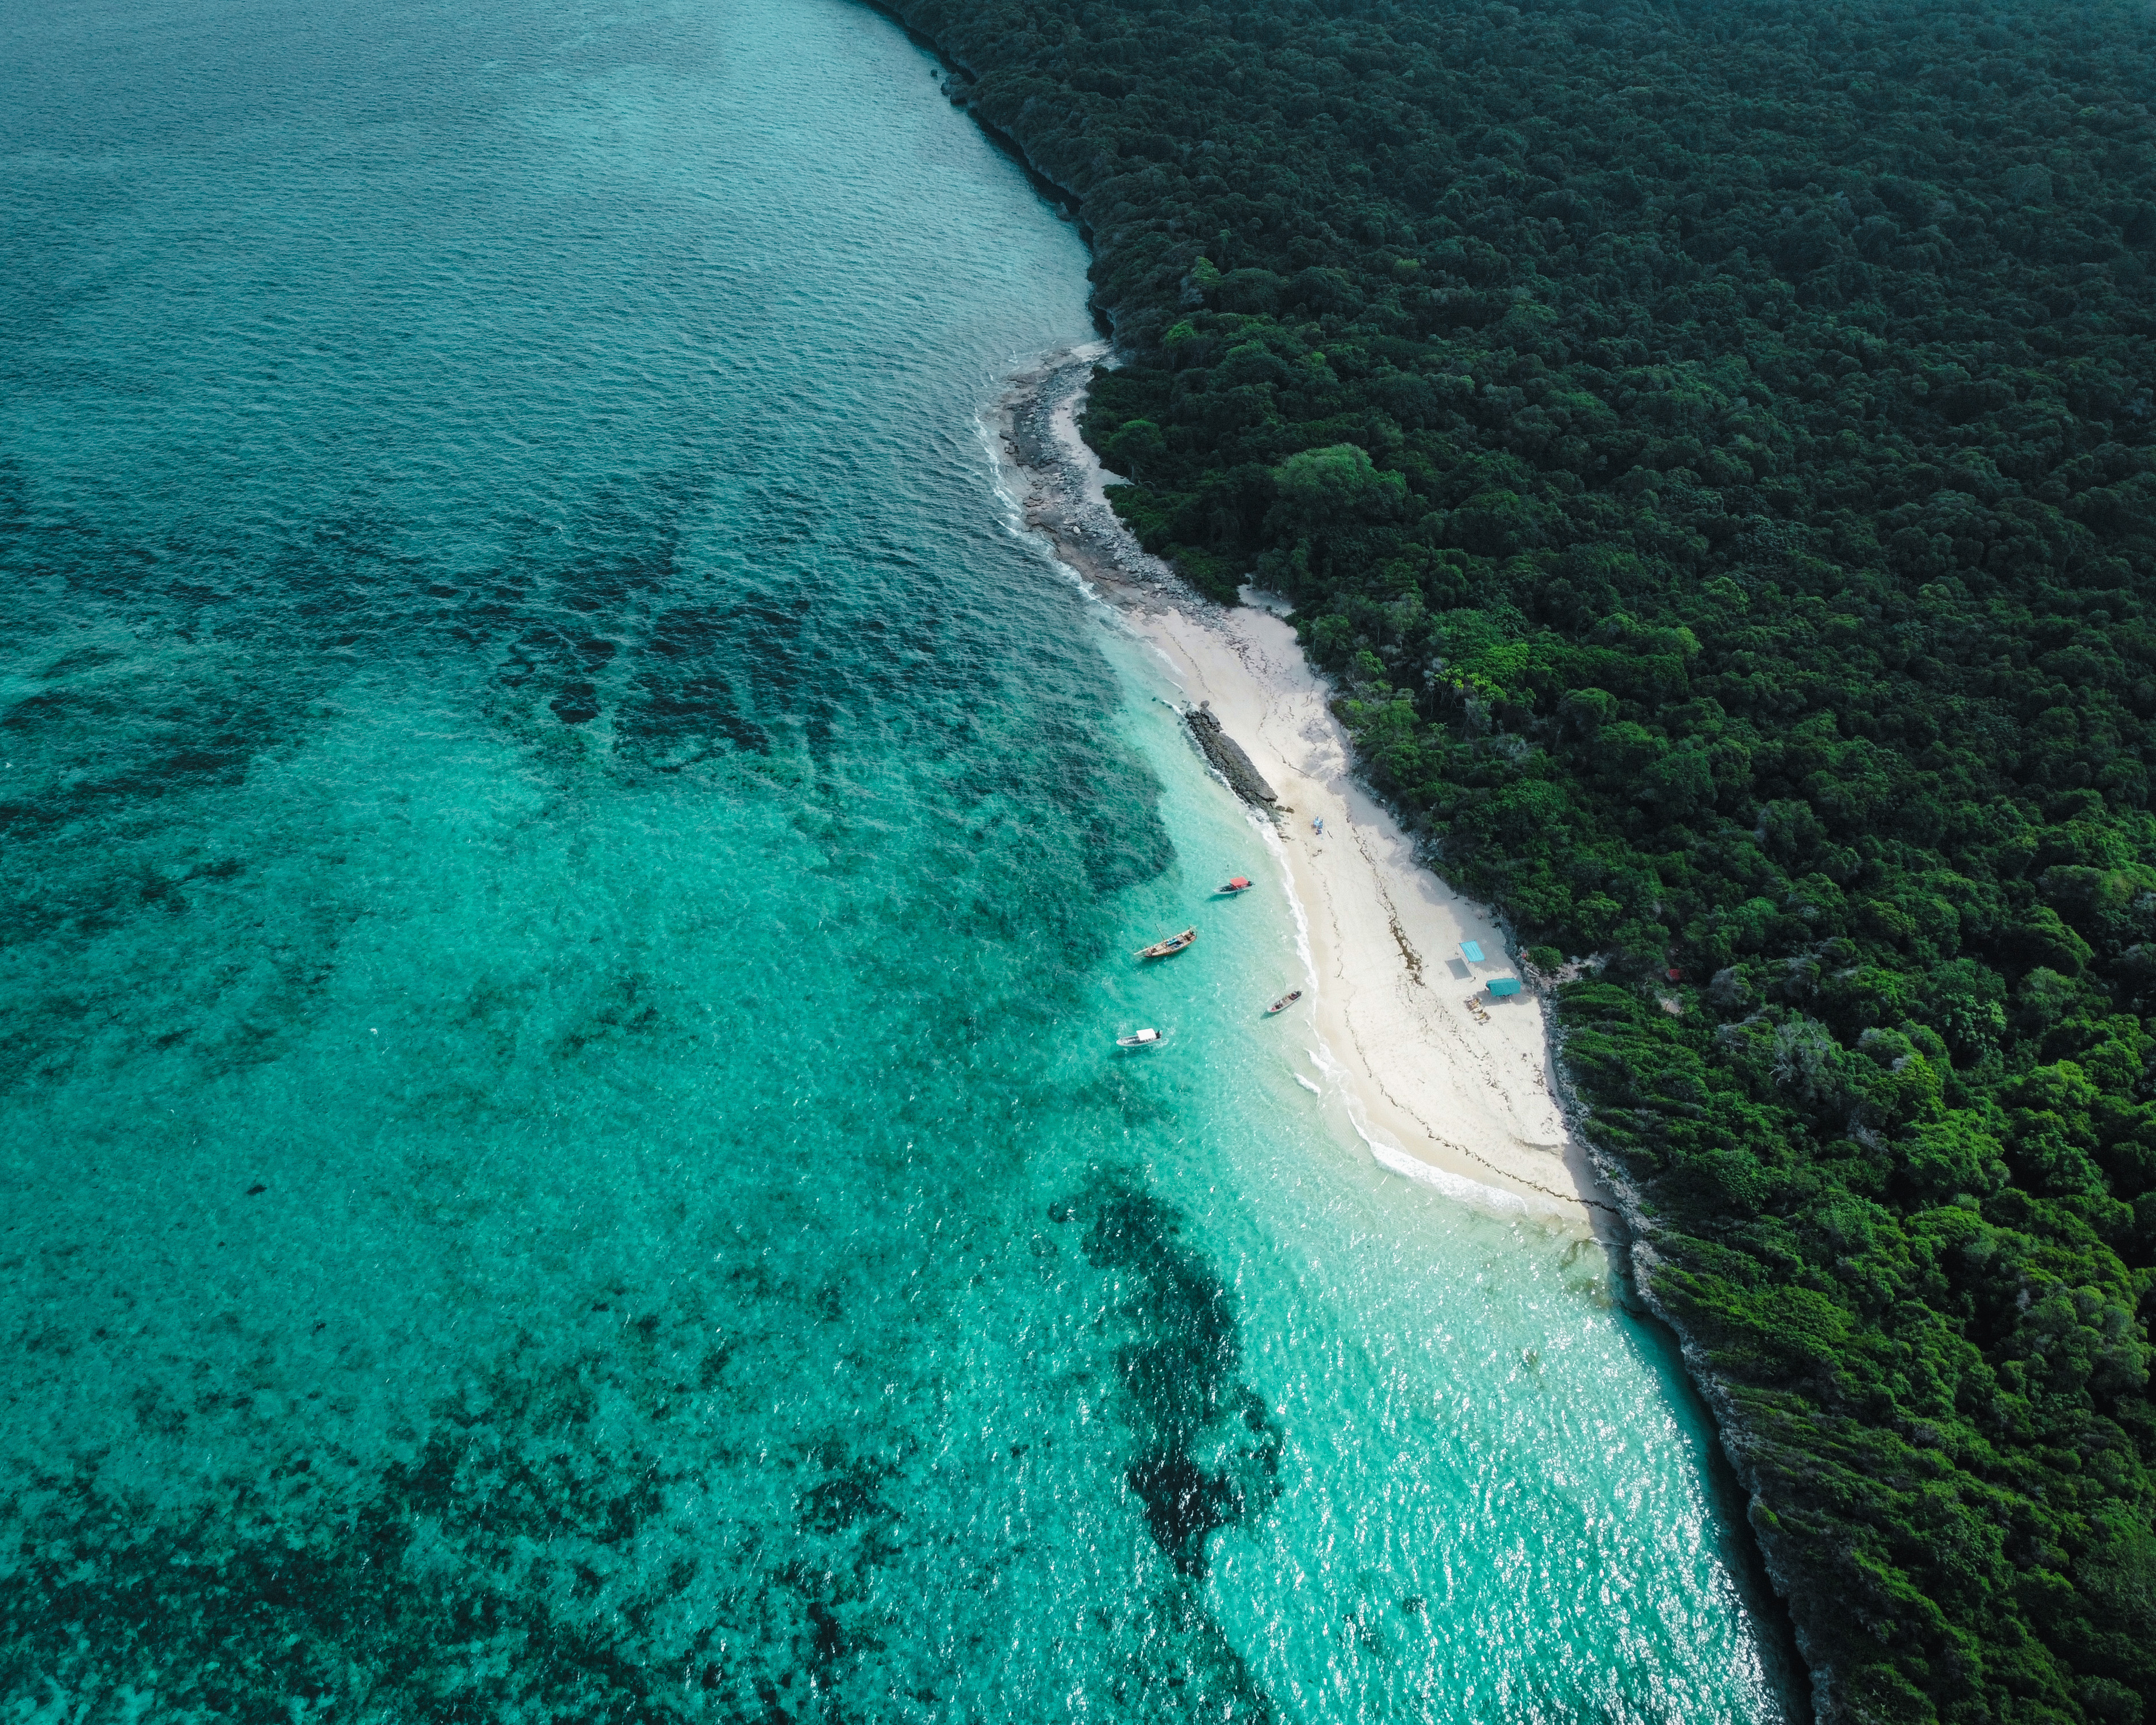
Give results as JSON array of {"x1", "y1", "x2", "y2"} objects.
[{"x1": 999, "y1": 346, "x2": 1620, "y2": 1237}]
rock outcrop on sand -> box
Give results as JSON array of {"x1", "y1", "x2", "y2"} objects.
[{"x1": 1184, "y1": 703, "x2": 1278, "y2": 809}]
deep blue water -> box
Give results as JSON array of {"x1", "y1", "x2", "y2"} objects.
[{"x1": 0, "y1": 0, "x2": 1795, "y2": 1718}]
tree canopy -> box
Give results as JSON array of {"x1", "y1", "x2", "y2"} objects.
[{"x1": 885, "y1": 0, "x2": 2156, "y2": 1718}]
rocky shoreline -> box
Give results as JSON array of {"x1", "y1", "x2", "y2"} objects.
[
  {"x1": 1000, "y1": 347, "x2": 1197, "y2": 608},
  {"x1": 1542, "y1": 1028, "x2": 1828, "y2": 1720}
]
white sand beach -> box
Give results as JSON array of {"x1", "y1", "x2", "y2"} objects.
[{"x1": 1000, "y1": 347, "x2": 1619, "y2": 1236}]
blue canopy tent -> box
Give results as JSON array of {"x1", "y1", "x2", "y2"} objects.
[
  {"x1": 1459, "y1": 940, "x2": 1485, "y2": 963},
  {"x1": 1486, "y1": 977, "x2": 1523, "y2": 998}
]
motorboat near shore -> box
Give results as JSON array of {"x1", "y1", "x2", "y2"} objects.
[
  {"x1": 1115, "y1": 1028, "x2": 1165, "y2": 1049},
  {"x1": 1216, "y1": 876, "x2": 1252, "y2": 895},
  {"x1": 1134, "y1": 927, "x2": 1196, "y2": 959},
  {"x1": 1266, "y1": 990, "x2": 1302, "y2": 1014}
]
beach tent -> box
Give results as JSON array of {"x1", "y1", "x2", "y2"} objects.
[
  {"x1": 1459, "y1": 940, "x2": 1486, "y2": 963},
  {"x1": 1486, "y1": 977, "x2": 1523, "y2": 998}
]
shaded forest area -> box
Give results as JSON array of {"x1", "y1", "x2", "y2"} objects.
[{"x1": 881, "y1": 0, "x2": 2156, "y2": 1717}]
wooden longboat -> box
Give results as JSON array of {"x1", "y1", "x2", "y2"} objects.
[{"x1": 1134, "y1": 927, "x2": 1197, "y2": 960}]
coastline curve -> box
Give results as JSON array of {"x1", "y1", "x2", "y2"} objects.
[{"x1": 994, "y1": 348, "x2": 1622, "y2": 1239}]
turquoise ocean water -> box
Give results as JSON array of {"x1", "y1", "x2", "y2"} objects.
[{"x1": 0, "y1": 0, "x2": 1797, "y2": 1717}]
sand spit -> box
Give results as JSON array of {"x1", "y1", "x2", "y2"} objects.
[{"x1": 999, "y1": 347, "x2": 1620, "y2": 1237}]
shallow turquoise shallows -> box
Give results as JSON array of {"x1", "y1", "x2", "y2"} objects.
[{"x1": 0, "y1": 0, "x2": 1798, "y2": 1716}]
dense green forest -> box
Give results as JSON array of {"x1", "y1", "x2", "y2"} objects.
[{"x1": 879, "y1": 0, "x2": 2156, "y2": 1718}]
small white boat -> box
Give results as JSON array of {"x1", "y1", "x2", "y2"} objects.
[
  {"x1": 1266, "y1": 990, "x2": 1302, "y2": 1014},
  {"x1": 1115, "y1": 1028, "x2": 1164, "y2": 1049}
]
